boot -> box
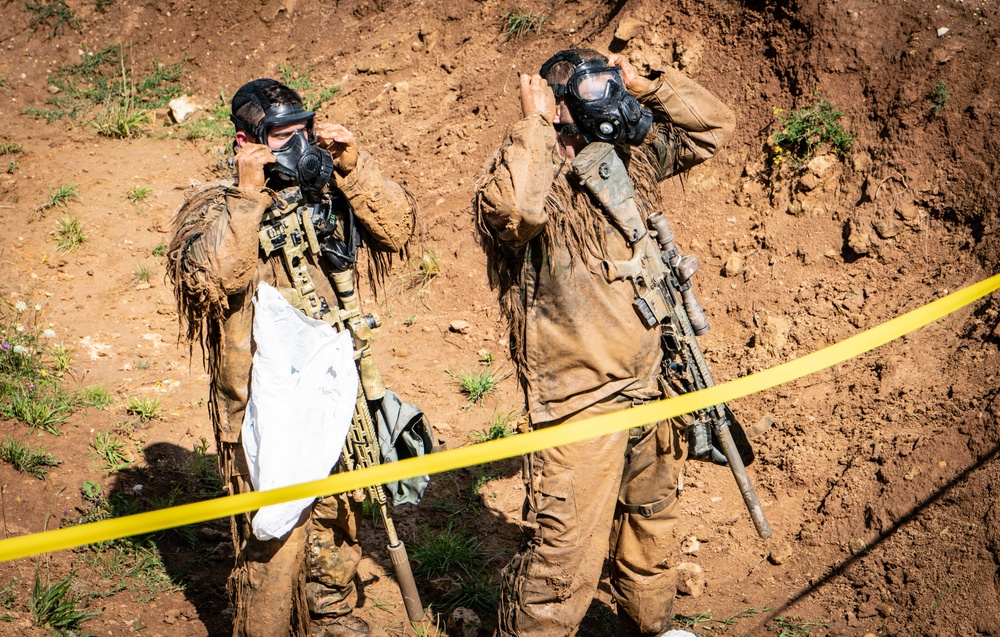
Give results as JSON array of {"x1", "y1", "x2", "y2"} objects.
[{"x1": 310, "y1": 615, "x2": 371, "y2": 637}]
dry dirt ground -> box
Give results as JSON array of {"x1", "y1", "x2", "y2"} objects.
[{"x1": 1, "y1": 0, "x2": 999, "y2": 636}]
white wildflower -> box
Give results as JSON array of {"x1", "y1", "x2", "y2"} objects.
[
  {"x1": 132, "y1": 484, "x2": 144, "y2": 494},
  {"x1": 12, "y1": 345, "x2": 27, "y2": 355},
  {"x1": 42, "y1": 329, "x2": 56, "y2": 339},
  {"x1": 14, "y1": 301, "x2": 26, "y2": 313},
  {"x1": 15, "y1": 324, "x2": 24, "y2": 333},
  {"x1": 34, "y1": 304, "x2": 42, "y2": 312}
]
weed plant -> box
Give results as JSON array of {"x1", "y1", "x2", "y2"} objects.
[
  {"x1": 0, "y1": 436, "x2": 60, "y2": 478},
  {"x1": 410, "y1": 523, "x2": 482, "y2": 579},
  {"x1": 89, "y1": 430, "x2": 133, "y2": 475},
  {"x1": 5, "y1": 161, "x2": 16, "y2": 174},
  {"x1": 769, "y1": 616, "x2": 828, "y2": 636},
  {"x1": 771, "y1": 94, "x2": 854, "y2": 167},
  {"x1": 26, "y1": 0, "x2": 80, "y2": 37},
  {"x1": 152, "y1": 240, "x2": 168, "y2": 257},
  {"x1": 181, "y1": 91, "x2": 234, "y2": 141},
  {"x1": 39, "y1": 183, "x2": 79, "y2": 211},
  {"x1": 54, "y1": 214, "x2": 87, "y2": 251},
  {"x1": 0, "y1": 140, "x2": 22, "y2": 155},
  {"x1": 80, "y1": 384, "x2": 112, "y2": 409},
  {"x1": 447, "y1": 367, "x2": 508, "y2": 406},
  {"x1": 930, "y1": 78, "x2": 951, "y2": 116},
  {"x1": 133, "y1": 262, "x2": 153, "y2": 284},
  {"x1": 436, "y1": 568, "x2": 499, "y2": 615},
  {"x1": 126, "y1": 185, "x2": 153, "y2": 203},
  {"x1": 125, "y1": 395, "x2": 161, "y2": 421},
  {"x1": 502, "y1": 9, "x2": 546, "y2": 40},
  {"x1": 472, "y1": 410, "x2": 516, "y2": 442},
  {"x1": 23, "y1": 44, "x2": 183, "y2": 128},
  {"x1": 48, "y1": 343, "x2": 71, "y2": 375},
  {"x1": 29, "y1": 570, "x2": 99, "y2": 630},
  {"x1": 279, "y1": 63, "x2": 341, "y2": 112}
]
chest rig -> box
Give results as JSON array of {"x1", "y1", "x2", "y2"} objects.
[{"x1": 257, "y1": 187, "x2": 385, "y2": 401}]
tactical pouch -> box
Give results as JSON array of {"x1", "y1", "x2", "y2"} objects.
[{"x1": 374, "y1": 389, "x2": 436, "y2": 506}]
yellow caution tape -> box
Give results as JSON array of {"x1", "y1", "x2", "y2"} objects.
[{"x1": 1, "y1": 273, "x2": 998, "y2": 562}]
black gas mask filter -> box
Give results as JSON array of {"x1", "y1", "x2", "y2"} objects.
[{"x1": 539, "y1": 51, "x2": 654, "y2": 146}]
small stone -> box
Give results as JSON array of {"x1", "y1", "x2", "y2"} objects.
[
  {"x1": 410, "y1": 40, "x2": 424, "y2": 52},
  {"x1": 693, "y1": 525, "x2": 712, "y2": 542},
  {"x1": 937, "y1": 27, "x2": 949, "y2": 37},
  {"x1": 675, "y1": 562, "x2": 706, "y2": 597},
  {"x1": 769, "y1": 542, "x2": 794, "y2": 565},
  {"x1": 168, "y1": 95, "x2": 200, "y2": 123},
  {"x1": 163, "y1": 609, "x2": 180, "y2": 625},
  {"x1": 679, "y1": 535, "x2": 700, "y2": 555},
  {"x1": 846, "y1": 218, "x2": 872, "y2": 255},
  {"x1": 393, "y1": 346, "x2": 411, "y2": 358},
  {"x1": 449, "y1": 320, "x2": 471, "y2": 334},
  {"x1": 848, "y1": 537, "x2": 867, "y2": 555},
  {"x1": 394, "y1": 81, "x2": 410, "y2": 92},
  {"x1": 723, "y1": 252, "x2": 743, "y2": 277},
  {"x1": 446, "y1": 607, "x2": 482, "y2": 637},
  {"x1": 614, "y1": 17, "x2": 644, "y2": 42},
  {"x1": 46, "y1": 85, "x2": 60, "y2": 94},
  {"x1": 426, "y1": 576, "x2": 458, "y2": 597}
]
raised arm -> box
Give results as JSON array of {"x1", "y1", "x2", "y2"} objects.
[{"x1": 476, "y1": 74, "x2": 560, "y2": 249}]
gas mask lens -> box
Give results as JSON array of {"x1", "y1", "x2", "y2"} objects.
[{"x1": 570, "y1": 68, "x2": 620, "y2": 101}]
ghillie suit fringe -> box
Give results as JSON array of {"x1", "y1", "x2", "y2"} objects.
[{"x1": 474, "y1": 124, "x2": 681, "y2": 375}]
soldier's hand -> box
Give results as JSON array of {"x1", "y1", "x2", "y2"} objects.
[
  {"x1": 520, "y1": 73, "x2": 556, "y2": 123},
  {"x1": 234, "y1": 143, "x2": 275, "y2": 190},
  {"x1": 608, "y1": 53, "x2": 657, "y2": 96},
  {"x1": 315, "y1": 123, "x2": 359, "y2": 176}
]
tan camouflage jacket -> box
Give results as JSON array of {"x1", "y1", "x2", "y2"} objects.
[
  {"x1": 477, "y1": 66, "x2": 734, "y2": 424},
  {"x1": 168, "y1": 151, "x2": 415, "y2": 448}
]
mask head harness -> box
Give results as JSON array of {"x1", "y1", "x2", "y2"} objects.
[
  {"x1": 539, "y1": 51, "x2": 653, "y2": 146},
  {"x1": 231, "y1": 79, "x2": 334, "y2": 201}
]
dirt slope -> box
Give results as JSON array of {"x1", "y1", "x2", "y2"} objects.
[{"x1": 0, "y1": 0, "x2": 998, "y2": 635}]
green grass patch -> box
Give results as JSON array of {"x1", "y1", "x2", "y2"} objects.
[
  {"x1": 37, "y1": 182, "x2": 79, "y2": 214},
  {"x1": 133, "y1": 262, "x2": 154, "y2": 284},
  {"x1": 278, "y1": 63, "x2": 341, "y2": 112},
  {"x1": 930, "y1": 78, "x2": 951, "y2": 116},
  {"x1": 23, "y1": 44, "x2": 184, "y2": 130},
  {"x1": 771, "y1": 94, "x2": 854, "y2": 167},
  {"x1": 80, "y1": 384, "x2": 112, "y2": 409},
  {"x1": 471, "y1": 409, "x2": 515, "y2": 442},
  {"x1": 126, "y1": 185, "x2": 153, "y2": 203},
  {"x1": 48, "y1": 342, "x2": 71, "y2": 375},
  {"x1": 502, "y1": 8, "x2": 546, "y2": 41},
  {"x1": 447, "y1": 367, "x2": 508, "y2": 407},
  {"x1": 152, "y1": 240, "x2": 168, "y2": 257},
  {"x1": 769, "y1": 616, "x2": 828, "y2": 636},
  {"x1": 0, "y1": 436, "x2": 60, "y2": 478},
  {"x1": 0, "y1": 140, "x2": 22, "y2": 155},
  {"x1": 125, "y1": 395, "x2": 161, "y2": 421},
  {"x1": 2, "y1": 389, "x2": 72, "y2": 434},
  {"x1": 26, "y1": 0, "x2": 80, "y2": 37},
  {"x1": 89, "y1": 430, "x2": 133, "y2": 475},
  {"x1": 54, "y1": 213, "x2": 87, "y2": 251},
  {"x1": 29, "y1": 570, "x2": 99, "y2": 630},
  {"x1": 410, "y1": 523, "x2": 482, "y2": 579}
]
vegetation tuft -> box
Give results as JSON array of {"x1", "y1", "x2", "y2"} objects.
[
  {"x1": 0, "y1": 140, "x2": 22, "y2": 155},
  {"x1": 125, "y1": 395, "x2": 162, "y2": 421},
  {"x1": 89, "y1": 430, "x2": 133, "y2": 475},
  {"x1": 126, "y1": 185, "x2": 153, "y2": 204},
  {"x1": 0, "y1": 436, "x2": 60, "y2": 478},
  {"x1": 472, "y1": 409, "x2": 516, "y2": 442},
  {"x1": 80, "y1": 384, "x2": 112, "y2": 409},
  {"x1": 35, "y1": 183, "x2": 79, "y2": 216},
  {"x1": 54, "y1": 213, "x2": 87, "y2": 251},
  {"x1": 930, "y1": 78, "x2": 951, "y2": 116},
  {"x1": 23, "y1": 44, "x2": 184, "y2": 134},
  {"x1": 447, "y1": 367, "x2": 508, "y2": 407},
  {"x1": 133, "y1": 262, "x2": 154, "y2": 284},
  {"x1": 152, "y1": 240, "x2": 168, "y2": 257},
  {"x1": 410, "y1": 523, "x2": 482, "y2": 579},
  {"x1": 278, "y1": 63, "x2": 342, "y2": 112},
  {"x1": 502, "y1": 8, "x2": 546, "y2": 41},
  {"x1": 771, "y1": 94, "x2": 854, "y2": 167},
  {"x1": 26, "y1": 0, "x2": 80, "y2": 37},
  {"x1": 29, "y1": 570, "x2": 100, "y2": 630}
]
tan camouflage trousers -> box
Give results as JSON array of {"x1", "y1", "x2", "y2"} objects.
[
  {"x1": 222, "y1": 442, "x2": 363, "y2": 637},
  {"x1": 498, "y1": 394, "x2": 689, "y2": 637}
]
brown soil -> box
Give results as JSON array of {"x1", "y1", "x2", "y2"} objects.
[{"x1": 1, "y1": 0, "x2": 998, "y2": 635}]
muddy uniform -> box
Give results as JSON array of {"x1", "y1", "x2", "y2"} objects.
[
  {"x1": 168, "y1": 150, "x2": 414, "y2": 637},
  {"x1": 476, "y1": 66, "x2": 734, "y2": 636}
]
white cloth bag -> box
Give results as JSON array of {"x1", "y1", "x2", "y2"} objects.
[{"x1": 241, "y1": 282, "x2": 358, "y2": 540}]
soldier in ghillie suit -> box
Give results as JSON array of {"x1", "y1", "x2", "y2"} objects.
[
  {"x1": 167, "y1": 79, "x2": 415, "y2": 637},
  {"x1": 475, "y1": 49, "x2": 734, "y2": 636}
]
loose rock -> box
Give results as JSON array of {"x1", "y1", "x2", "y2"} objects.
[
  {"x1": 169, "y1": 96, "x2": 200, "y2": 123},
  {"x1": 449, "y1": 320, "x2": 471, "y2": 334},
  {"x1": 676, "y1": 562, "x2": 706, "y2": 597},
  {"x1": 679, "y1": 535, "x2": 700, "y2": 555},
  {"x1": 447, "y1": 607, "x2": 482, "y2": 637},
  {"x1": 723, "y1": 252, "x2": 743, "y2": 277},
  {"x1": 769, "y1": 542, "x2": 794, "y2": 565}
]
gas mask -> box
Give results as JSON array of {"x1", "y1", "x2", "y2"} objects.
[
  {"x1": 540, "y1": 51, "x2": 654, "y2": 146},
  {"x1": 231, "y1": 85, "x2": 334, "y2": 202}
]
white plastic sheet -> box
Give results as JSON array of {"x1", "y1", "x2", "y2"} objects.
[{"x1": 242, "y1": 282, "x2": 358, "y2": 540}]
